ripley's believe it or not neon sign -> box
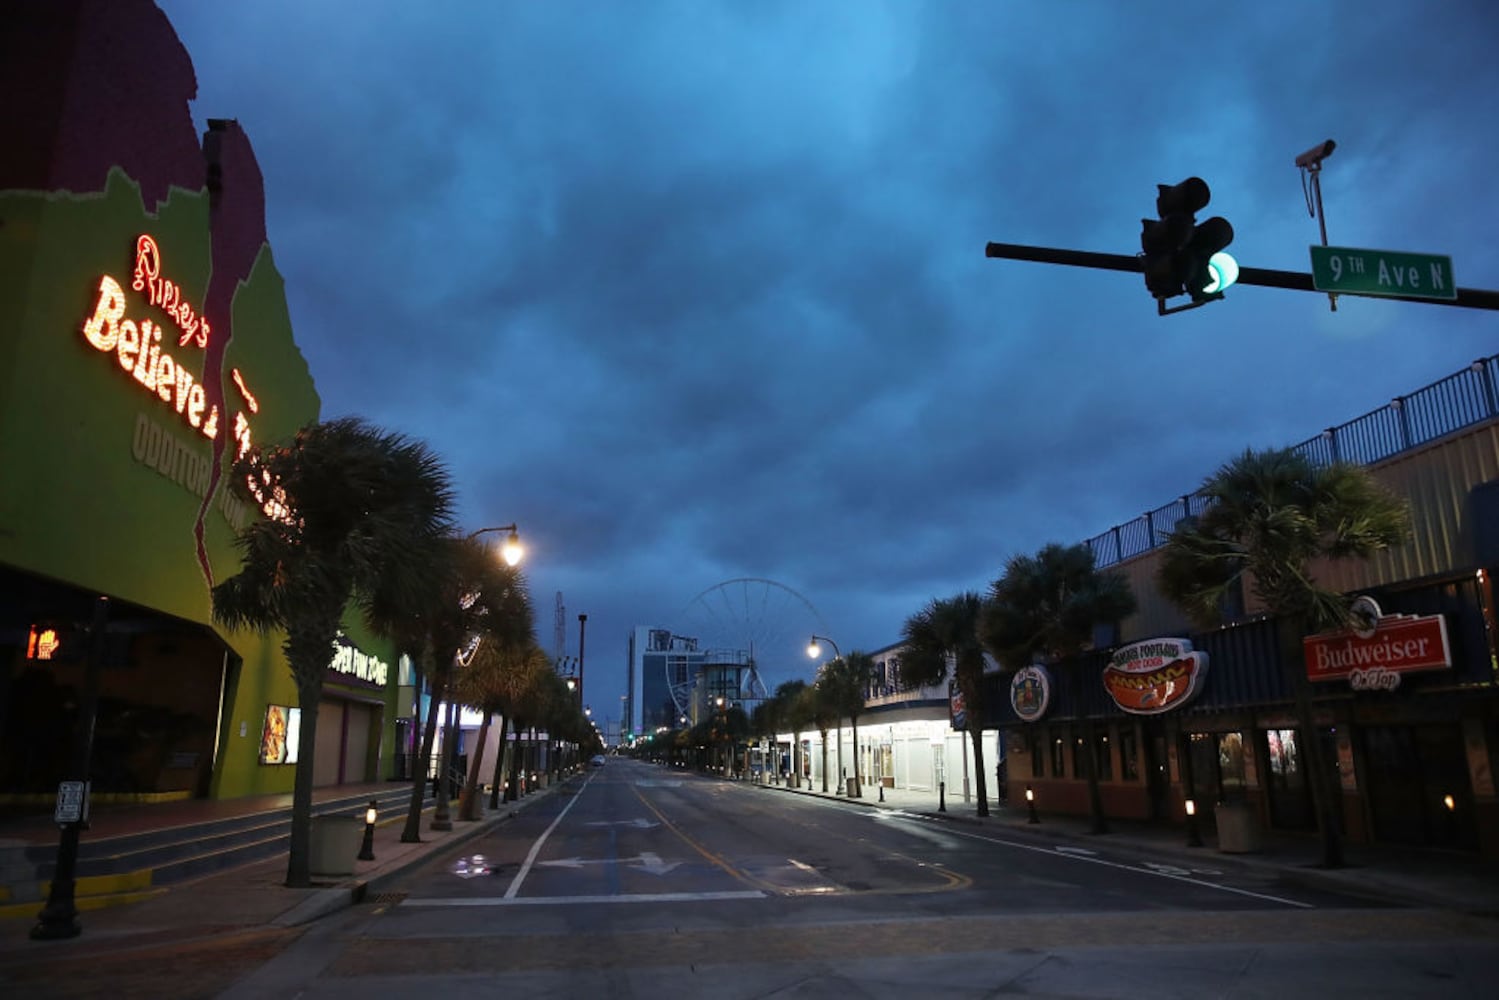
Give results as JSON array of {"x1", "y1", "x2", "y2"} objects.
[
  {"x1": 79, "y1": 235, "x2": 297, "y2": 525},
  {"x1": 81, "y1": 235, "x2": 260, "y2": 460}
]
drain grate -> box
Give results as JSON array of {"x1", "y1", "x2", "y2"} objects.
[{"x1": 365, "y1": 891, "x2": 408, "y2": 906}]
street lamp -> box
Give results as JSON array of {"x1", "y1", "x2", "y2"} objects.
[
  {"x1": 807, "y1": 634, "x2": 841, "y2": 661},
  {"x1": 468, "y1": 523, "x2": 523, "y2": 566}
]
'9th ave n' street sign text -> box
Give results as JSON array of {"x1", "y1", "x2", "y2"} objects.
[{"x1": 1310, "y1": 245, "x2": 1456, "y2": 300}]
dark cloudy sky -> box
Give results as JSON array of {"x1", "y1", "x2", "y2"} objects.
[{"x1": 158, "y1": 1, "x2": 1497, "y2": 731}]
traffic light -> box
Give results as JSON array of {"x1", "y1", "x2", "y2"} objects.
[{"x1": 1140, "y1": 177, "x2": 1236, "y2": 306}]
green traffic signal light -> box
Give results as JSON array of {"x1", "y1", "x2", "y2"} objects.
[{"x1": 1203, "y1": 251, "x2": 1239, "y2": 294}]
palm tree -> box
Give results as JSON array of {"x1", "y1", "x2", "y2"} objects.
[
  {"x1": 384, "y1": 534, "x2": 517, "y2": 842},
  {"x1": 451, "y1": 574, "x2": 536, "y2": 820},
  {"x1": 211, "y1": 417, "x2": 454, "y2": 887},
  {"x1": 981, "y1": 542, "x2": 1137, "y2": 834},
  {"x1": 819, "y1": 653, "x2": 874, "y2": 796},
  {"x1": 900, "y1": 593, "x2": 990, "y2": 816},
  {"x1": 492, "y1": 645, "x2": 552, "y2": 801},
  {"x1": 803, "y1": 675, "x2": 839, "y2": 793},
  {"x1": 776, "y1": 679, "x2": 809, "y2": 787},
  {"x1": 1158, "y1": 446, "x2": 1411, "y2": 868}
]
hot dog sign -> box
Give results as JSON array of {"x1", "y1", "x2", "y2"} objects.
[{"x1": 1102, "y1": 638, "x2": 1208, "y2": 715}]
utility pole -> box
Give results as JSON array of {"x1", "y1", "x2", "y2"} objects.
[{"x1": 577, "y1": 614, "x2": 587, "y2": 709}]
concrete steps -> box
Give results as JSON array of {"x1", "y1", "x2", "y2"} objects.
[{"x1": 0, "y1": 785, "x2": 430, "y2": 920}]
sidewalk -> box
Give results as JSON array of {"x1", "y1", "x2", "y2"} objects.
[
  {"x1": 754, "y1": 775, "x2": 1499, "y2": 915},
  {"x1": 0, "y1": 780, "x2": 561, "y2": 962}
]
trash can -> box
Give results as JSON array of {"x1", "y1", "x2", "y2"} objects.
[
  {"x1": 1214, "y1": 801, "x2": 1262, "y2": 854},
  {"x1": 846, "y1": 777, "x2": 859, "y2": 797},
  {"x1": 309, "y1": 814, "x2": 364, "y2": 875}
]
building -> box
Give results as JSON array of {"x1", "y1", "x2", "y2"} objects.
[
  {"x1": 625, "y1": 626, "x2": 755, "y2": 738},
  {"x1": 0, "y1": 2, "x2": 401, "y2": 809},
  {"x1": 983, "y1": 355, "x2": 1499, "y2": 857}
]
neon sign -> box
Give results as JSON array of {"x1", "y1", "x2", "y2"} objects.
[
  {"x1": 132, "y1": 235, "x2": 209, "y2": 348},
  {"x1": 82, "y1": 273, "x2": 221, "y2": 439}
]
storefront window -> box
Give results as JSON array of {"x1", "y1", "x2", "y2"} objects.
[
  {"x1": 1029, "y1": 729, "x2": 1044, "y2": 778},
  {"x1": 1073, "y1": 734, "x2": 1086, "y2": 779},
  {"x1": 1119, "y1": 728, "x2": 1139, "y2": 781},
  {"x1": 1096, "y1": 731, "x2": 1113, "y2": 781},
  {"x1": 1217, "y1": 731, "x2": 1247, "y2": 801},
  {"x1": 1051, "y1": 734, "x2": 1067, "y2": 777}
]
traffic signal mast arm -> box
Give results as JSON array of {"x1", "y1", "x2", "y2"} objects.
[{"x1": 982, "y1": 242, "x2": 1499, "y2": 312}]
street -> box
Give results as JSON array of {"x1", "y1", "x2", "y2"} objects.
[{"x1": 206, "y1": 759, "x2": 1497, "y2": 998}]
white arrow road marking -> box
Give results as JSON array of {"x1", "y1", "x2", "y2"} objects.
[
  {"x1": 584, "y1": 818, "x2": 658, "y2": 829},
  {"x1": 635, "y1": 851, "x2": 681, "y2": 876},
  {"x1": 534, "y1": 853, "x2": 683, "y2": 875},
  {"x1": 1054, "y1": 846, "x2": 1098, "y2": 857}
]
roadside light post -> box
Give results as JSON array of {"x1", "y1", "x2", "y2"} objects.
[
  {"x1": 359, "y1": 800, "x2": 377, "y2": 861},
  {"x1": 806, "y1": 634, "x2": 841, "y2": 662},
  {"x1": 576, "y1": 613, "x2": 587, "y2": 709},
  {"x1": 468, "y1": 523, "x2": 524, "y2": 566},
  {"x1": 1026, "y1": 785, "x2": 1040, "y2": 824},
  {"x1": 807, "y1": 636, "x2": 844, "y2": 795}
]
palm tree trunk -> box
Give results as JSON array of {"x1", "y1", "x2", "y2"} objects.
[
  {"x1": 285, "y1": 679, "x2": 321, "y2": 888},
  {"x1": 851, "y1": 716, "x2": 862, "y2": 797},
  {"x1": 401, "y1": 651, "x2": 445, "y2": 843},
  {"x1": 835, "y1": 723, "x2": 844, "y2": 792},
  {"x1": 506, "y1": 718, "x2": 525, "y2": 801},
  {"x1": 1081, "y1": 716, "x2": 1108, "y2": 834},
  {"x1": 431, "y1": 698, "x2": 458, "y2": 830},
  {"x1": 1280, "y1": 619, "x2": 1344, "y2": 868},
  {"x1": 1070, "y1": 664, "x2": 1107, "y2": 833},
  {"x1": 487, "y1": 713, "x2": 509, "y2": 809},
  {"x1": 459, "y1": 709, "x2": 492, "y2": 821},
  {"x1": 967, "y1": 727, "x2": 990, "y2": 818}
]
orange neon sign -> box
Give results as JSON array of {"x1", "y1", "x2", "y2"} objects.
[
  {"x1": 81, "y1": 235, "x2": 278, "y2": 518},
  {"x1": 82, "y1": 273, "x2": 221, "y2": 439},
  {"x1": 133, "y1": 235, "x2": 210, "y2": 348}
]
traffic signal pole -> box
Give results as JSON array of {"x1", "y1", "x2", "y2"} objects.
[{"x1": 983, "y1": 241, "x2": 1499, "y2": 311}]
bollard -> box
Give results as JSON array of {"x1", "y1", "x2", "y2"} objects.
[
  {"x1": 879, "y1": 782, "x2": 885, "y2": 803},
  {"x1": 1026, "y1": 785, "x2": 1039, "y2": 824},
  {"x1": 938, "y1": 781, "x2": 947, "y2": 813},
  {"x1": 1185, "y1": 798, "x2": 1203, "y2": 847},
  {"x1": 358, "y1": 799, "x2": 377, "y2": 861}
]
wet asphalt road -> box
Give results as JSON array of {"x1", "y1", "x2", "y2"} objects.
[{"x1": 219, "y1": 759, "x2": 1499, "y2": 998}]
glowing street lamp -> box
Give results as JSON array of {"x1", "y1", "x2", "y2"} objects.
[
  {"x1": 806, "y1": 634, "x2": 841, "y2": 661},
  {"x1": 468, "y1": 523, "x2": 523, "y2": 566}
]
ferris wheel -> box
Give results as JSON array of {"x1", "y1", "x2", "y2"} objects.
[{"x1": 671, "y1": 577, "x2": 829, "y2": 716}]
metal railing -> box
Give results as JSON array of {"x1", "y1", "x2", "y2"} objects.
[{"x1": 1086, "y1": 355, "x2": 1499, "y2": 567}]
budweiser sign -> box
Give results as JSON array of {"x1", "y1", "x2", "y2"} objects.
[{"x1": 1304, "y1": 598, "x2": 1451, "y2": 690}]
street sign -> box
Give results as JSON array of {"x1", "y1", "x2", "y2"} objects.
[
  {"x1": 1310, "y1": 245, "x2": 1456, "y2": 300},
  {"x1": 54, "y1": 780, "x2": 89, "y2": 825}
]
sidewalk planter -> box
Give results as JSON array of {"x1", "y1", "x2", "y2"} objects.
[
  {"x1": 1215, "y1": 801, "x2": 1263, "y2": 854},
  {"x1": 309, "y1": 815, "x2": 364, "y2": 875}
]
